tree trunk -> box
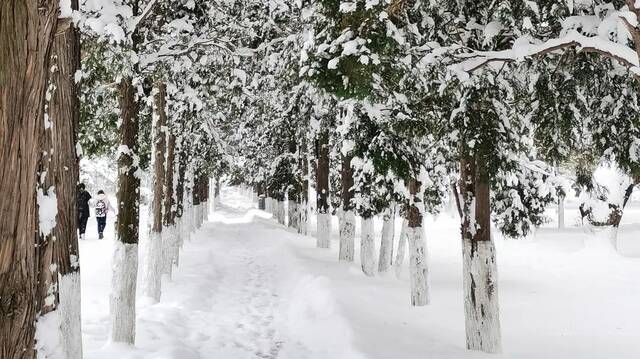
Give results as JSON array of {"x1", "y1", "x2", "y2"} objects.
[
  {"x1": 192, "y1": 175, "x2": 201, "y2": 231},
  {"x1": 360, "y1": 217, "x2": 376, "y2": 276},
  {"x1": 0, "y1": 2, "x2": 59, "y2": 358},
  {"x1": 394, "y1": 218, "x2": 408, "y2": 279},
  {"x1": 277, "y1": 199, "x2": 286, "y2": 225},
  {"x1": 288, "y1": 198, "x2": 299, "y2": 229},
  {"x1": 51, "y1": 7, "x2": 83, "y2": 357},
  {"x1": 162, "y1": 131, "x2": 176, "y2": 279},
  {"x1": 142, "y1": 81, "x2": 167, "y2": 303},
  {"x1": 316, "y1": 131, "x2": 331, "y2": 248},
  {"x1": 173, "y1": 147, "x2": 187, "y2": 266},
  {"x1": 378, "y1": 203, "x2": 396, "y2": 273},
  {"x1": 339, "y1": 154, "x2": 355, "y2": 261},
  {"x1": 406, "y1": 180, "x2": 429, "y2": 306},
  {"x1": 558, "y1": 195, "x2": 565, "y2": 229},
  {"x1": 214, "y1": 177, "x2": 221, "y2": 207},
  {"x1": 35, "y1": 6, "x2": 84, "y2": 356},
  {"x1": 257, "y1": 181, "x2": 266, "y2": 210},
  {"x1": 299, "y1": 141, "x2": 309, "y2": 235},
  {"x1": 111, "y1": 76, "x2": 141, "y2": 344},
  {"x1": 460, "y1": 157, "x2": 501, "y2": 353}
]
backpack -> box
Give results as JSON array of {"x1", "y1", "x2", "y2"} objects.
[{"x1": 96, "y1": 199, "x2": 107, "y2": 216}]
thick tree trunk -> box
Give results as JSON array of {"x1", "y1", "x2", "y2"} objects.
[
  {"x1": 316, "y1": 131, "x2": 331, "y2": 248},
  {"x1": 35, "y1": 7, "x2": 84, "y2": 356},
  {"x1": 0, "y1": 2, "x2": 59, "y2": 358},
  {"x1": 142, "y1": 81, "x2": 167, "y2": 303},
  {"x1": 406, "y1": 180, "x2": 429, "y2": 306},
  {"x1": 378, "y1": 203, "x2": 396, "y2": 273},
  {"x1": 111, "y1": 76, "x2": 141, "y2": 344},
  {"x1": 460, "y1": 157, "x2": 501, "y2": 353},
  {"x1": 339, "y1": 154, "x2": 355, "y2": 261},
  {"x1": 360, "y1": 217, "x2": 376, "y2": 276},
  {"x1": 51, "y1": 8, "x2": 83, "y2": 357},
  {"x1": 394, "y1": 218, "x2": 408, "y2": 279}
]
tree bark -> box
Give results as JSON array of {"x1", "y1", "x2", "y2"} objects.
[
  {"x1": 52, "y1": 6, "x2": 83, "y2": 356},
  {"x1": 162, "y1": 130, "x2": 177, "y2": 277},
  {"x1": 378, "y1": 203, "x2": 396, "y2": 273},
  {"x1": 316, "y1": 131, "x2": 331, "y2": 248},
  {"x1": 299, "y1": 141, "x2": 309, "y2": 235},
  {"x1": 339, "y1": 154, "x2": 355, "y2": 261},
  {"x1": 460, "y1": 157, "x2": 501, "y2": 353},
  {"x1": 111, "y1": 76, "x2": 141, "y2": 344},
  {"x1": 35, "y1": 5, "x2": 84, "y2": 356},
  {"x1": 0, "y1": 1, "x2": 59, "y2": 358},
  {"x1": 406, "y1": 179, "x2": 429, "y2": 306},
  {"x1": 142, "y1": 81, "x2": 166, "y2": 302},
  {"x1": 360, "y1": 217, "x2": 376, "y2": 276},
  {"x1": 394, "y1": 218, "x2": 408, "y2": 279}
]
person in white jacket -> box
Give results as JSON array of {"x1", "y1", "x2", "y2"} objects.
[{"x1": 95, "y1": 190, "x2": 116, "y2": 239}]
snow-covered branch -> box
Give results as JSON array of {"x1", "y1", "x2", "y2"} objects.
[
  {"x1": 130, "y1": 0, "x2": 160, "y2": 32},
  {"x1": 456, "y1": 30, "x2": 640, "y2": 75}
]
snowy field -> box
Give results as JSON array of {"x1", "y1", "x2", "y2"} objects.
[{"x1": 80, "y1": 187, "x2": 640, "y2": 359}]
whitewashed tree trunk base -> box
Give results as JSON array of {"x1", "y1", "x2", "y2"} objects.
[
  {"x1": 298, "y1": 200, "x2": 308, "y2": 235},
  {"x1": 558, "y1": 197, "x2": 565, "y2": 229},
  {"x1": 110, "y1": 241, "x2": 138, "y2": 344},
  {"x1": 378, "y1": 209, "x2": 395, "y2": 273},
  {"x1": 277, "y1": 200, "x2": 286, "y2": 225},
  {"x1": 316, "y1": 213, "x2": 331, "y2": 248},
  {"x1": 59, "y1": 271, "x2": 83, "y2": 359},
  {"x1": 161, "y1": 226, "x2": 176, "y2": 279},
  {"x1": 394, "y1": 219, "x2": 408, "y2": 279},
  {"x1": 360, "y1": 217, "x2": 376, "y2": 276},
  {"x1": 339, "y1": 210, "x2": 355, "y2": 261},
  {"x1": 141, "y1": 231, "x2": 163, "y2": 303},
  {"x1": 288, "y1": 200, "x2": 299, "y2": 230},
  {"x1": 407, "y1": 227, "x2": 429, "y2": 306},
  {"x1": 463, "y1": 240, "x2": 501, "y2": 353}
]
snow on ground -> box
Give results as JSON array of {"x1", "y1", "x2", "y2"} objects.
[{"x1": 80, "y1": 187, "x2": 640, "y2": 359}]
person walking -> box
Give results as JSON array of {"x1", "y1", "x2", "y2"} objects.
[
  {"x1": 95, "y1": 190, "x2": 115, "y2": 239},
  {"x1": 77, "y1": 183, "x2": 92, "y2": 240}
]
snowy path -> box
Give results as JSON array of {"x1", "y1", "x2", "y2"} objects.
[
  {"x1": 81, "y1": 188, "x2": 363, "y2": 359},
  {"x1": 81, "y1": 186, "x2": 640, "y2": 359}
]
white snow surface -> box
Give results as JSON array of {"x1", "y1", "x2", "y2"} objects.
[{"x1": 80, "y1": 187, "x2": 640, "y2": 359}]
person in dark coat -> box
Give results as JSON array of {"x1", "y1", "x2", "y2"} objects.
[{"x1": 77, "y1": 183, "x2": 92, "y2": 240}]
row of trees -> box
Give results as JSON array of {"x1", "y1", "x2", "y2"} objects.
[
  {"x1": 1, "y1": 0, "x2": 228, "y2": 357},
  {"x1": 1, "y1": 0, "x2": 639, "y2": 357},
  {"x1": 224, "y1": 0, "x2": 640, "y2": 354}
]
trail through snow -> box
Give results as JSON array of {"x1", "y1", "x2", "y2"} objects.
[
  {"x1": 82, "y1": 188, "x2": 363, "y2": 359},
  {"x1": 81, "y1": 186, "x2": 640, "y2": 359}
]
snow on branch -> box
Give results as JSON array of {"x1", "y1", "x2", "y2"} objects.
[
  {"x1": 130, "y1": 0, "x2": 160, "y2": 32},
  {"x1": 455, "y1": 30, "x2": 640, "y2": 75}
]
